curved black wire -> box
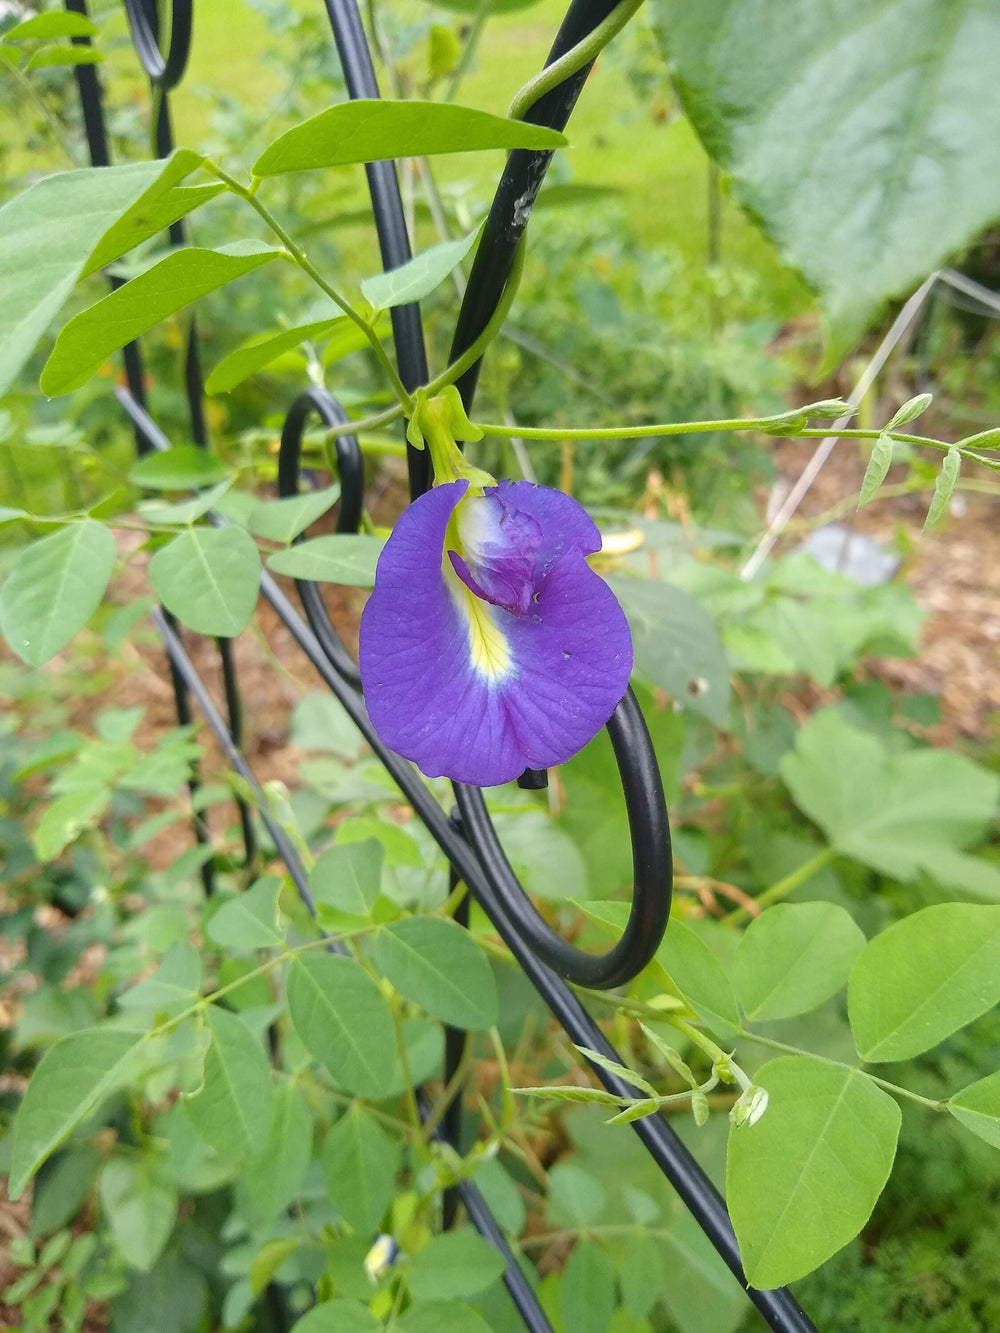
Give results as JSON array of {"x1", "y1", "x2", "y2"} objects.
[
  {"x1": 455, "y1": 687, "x2": 671, "y2": 988},
  {"x1": 123, "y1": 0, "x2": 193, "y2": 89},
  {"x1": 277, "y1": 388, "x2": 366, "y2": 687}
]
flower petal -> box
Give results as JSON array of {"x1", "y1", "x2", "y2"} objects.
[{"x1": 359, "y1": 479, "x2": 632, "y2": 786}]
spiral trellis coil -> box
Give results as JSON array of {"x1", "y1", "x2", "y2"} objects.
[{"x1": 63, "y1": 1, "x2": 819, "y2": 1328}]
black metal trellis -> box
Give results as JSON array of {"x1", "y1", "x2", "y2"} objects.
[{"x1": 64, "y1": 1, "x2": 819, "y2": 1328}]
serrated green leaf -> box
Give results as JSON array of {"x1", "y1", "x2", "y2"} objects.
[
  {"x1": 184, "y1": 1006, "x2": 274, "y2": 1160},
  {"x1": 99, "y1": 1155, "x2": 177, "y2": 1272},
  {"x1": 310, "y1": 840, "x2": 383, "y2": 918},
  {"x1": 253, "y1": 99, "x2": 566, "y2": 176},
  {"x1": 656, "y1": 0, "x2": 1000, "y2": 355},
  {"x1": 0, "y1": 519, "x2": 116, "y2": 666},
  {"x1": 408, "y1": 1228, "x2": 505, "y2": 1301},
  {"x1": 322, "y1": 1103, "x2": 399, "y2": 1233},
  {"x1": 286, "y1": 953, "x2": 396, "y2": 1097},
  {"x1": 247, "y1": 485, "x2": 341, "y2": 544},
  {"x1": 6, "y1": 11, "x2": 99, "y2": 38},
  {"x1": 207, "y1": 877, "x2": 285, "y2": 950},
  {"x1": 266, "y1": 534, "x2": 384, "y2": 586},
  {"x1": 361, "y1": 225, "x2": 480, "y2": 310},
  {"x1": 923, "y1": 446, "x2": 961, "y2": 530},
  {"x1": 848, "y1": 904, "x2": 1000, "y2": 1062},
  {"x1": 25, "y1": 45, "x2": 102, "y2": 68},
  {"x1": 948, "y1": 1071, "x2": 1000, "y2": 1149},
  {"x1": 0, "y1": 152, "x2": 201, "y2": 398},
  {"x1": 727, "y1": 1056, "x2": 900, "y2": 1288},
  {"x1": 41, "y1": 242, "x2": 284, "y2": 395},
  {"x1": 205, "y1": 317, "x2": 343, "y2": 393},
  {"x1": 857, "y1": 433, "x2": 893, "y2": 507},
  {"x1": 371, "y1": 917, "x2": 497, "y2": 1030},
  {"x1": 10, "y1": 1029, "x2": 147, "y2": 1197},
  {"x1": 148, "y1": 526, "x2": 261, "y2": 636},
  {"x1": 887, "y1": 393, "x2": 932, "y2": 428},
  {"x1": 735, "y1": 902, "x2": 866, "y2": 1022}
]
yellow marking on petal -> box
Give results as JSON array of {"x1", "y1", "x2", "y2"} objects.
[{"x1": 443, "y1": 558, "x2": 514, "y2": 683}]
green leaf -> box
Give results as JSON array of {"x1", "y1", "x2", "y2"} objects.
[
  {"x1": 657, "y1": 1214, "x2": 748, "y2": 1333},
  {"x1": 573, "y1": 1046, "x2": 658, "y2": 1097},
  {"x1": 514, "y1": 1085, "x2": 624, "y2": 1107},
  {"x1": 948, "y1": 1071, "x2": 1000, "y2": 1149},
  {"x1": 310, "y1": 840, "x2": 383, "y2": 918},
  {"x1": 923, "y1": 446, "x2": 961, "y2": 530},
  {"x1": 656, "y1": 0, "x2": 1000, "y2": 353},
  {"x1": 30, "y1": 1146, "x2": 100, "y2": 1238},
  {"x1": 138, "y1": 482, "x2": 232, "y2": 527},
  {"x1": 184, "y1": 1006, "x2": 274, "y2": 1160},
  {"x1": 371, "y1": 917, "x2": 498, "y2": 1030},
  {"x1": 605, "y1": 1098, "x2": 661, "y2": 1124},
  {"x1": 84, "y1": 184, "x2": 224, "y2": 278},
  {"x1": 322, "y1": 1103, "x2": 399, "y2": 1233},
  {"x1": 291, "y1": 1302, "x2": 381, "y2": 1333},
  {"x1": 0, "y1": 152, "x2": 201, "y2": 398},
  {"x1": 735, "y1": 903, "x2": 866, "y2": 1022},
  {"x1": 25, "y1": 44, "x2": 102, "y2": 68},
  {"x1": 242, "y1": 1084, "x2": 314, "y2": 1221},
  {"x1": 6, "y1": 11, "x2": 99, "y2": 37},
  {"x1": 148, "y1": 526, "x2": 261, "y2": 637},
  {"x1": 888, "y1": 393, "x2": 933, "y2": 429},
  {"x1": 781, "y1": 707, "x2": 1000, "y2": 884},
  {"x1": 99, "y1": 1155, "x2": 177, "y2": 1272},
  {"x1": 658, "y1": 918, "x2": 739, "y2": 1039},
  {"x1": 561, "y1": 1240, "x2": 617, "y2": 1333},
  {"x1": 726, "y1": 1056, "x2": 900, "y2": 1288},
  {"x1": 266, "y1": 534, "x2": 384, "y2": 586},
  {"x1": 0, "y1": 505, "x2": 26, "y2": 524},
  {"x1": 408, "y1": 1228, "x2": 506, "y2": 1301},
  {"x1": 40, "y1": 241, "x2": 284, "y2": 395},
  {"x1": 286, "y1": 954, "x2": 396, "y2": 1097},
  {"x1": 361, "y1": 225, "x2": 480, "y2": 310},
  {"x1": 248, "y1": 485, "x2": 341, "y2": 544},
  {"x1": 33, "y1": 787, "x2": 110, "y2": 861},
  {"x1": 398, "y1": 1301, "x2": 493, "y2": 1333},
  {"x1": 130, "y1": 445, "x2": 230, "y2": 490},
  {"x1": 119, "y1": 940, "x2": 202, "y2": 1017},
  {"x1": 253, "y1": 99, "x2": 566, "y2": 176},
  {"x1": 10, "y1": 1028, "x2": 146, "y2": 1197},
  {"x1": 0, "y1": 519, "x2": 116, "y2": 666},
  {"x1": 207, "y1": 877, "x2": 285, "y2": 951},
  {"x1": 848, "y1": 903, "x2": 1000, "y2": 1062},
  {"x1": 205, "y1": 317, "x2": 343, "y2": 393},
  {"x1": 609, "y1": 577, "x2": 730, "y2": 727},
  {"x1": 857, "y1": 433, "x2": 893, "y2": 508},
  {"x1": 250, "y1": 1238, "x2": 302, "y2": 1295},
  {"x1": 546, "y1": 1162, "x2": 606, "y2": 1227}
]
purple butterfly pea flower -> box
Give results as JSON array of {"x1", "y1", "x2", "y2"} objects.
[{"x1": 358, "y1": 475, "x2": 633, "y2": 787}]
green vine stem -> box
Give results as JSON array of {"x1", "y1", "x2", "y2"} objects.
[
  {"x1": 507, "y1": 0, "x2": 646, "y2": 121},
  {"x1": 207, "y1": 162, "x2": 414, "y2": 413}
]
